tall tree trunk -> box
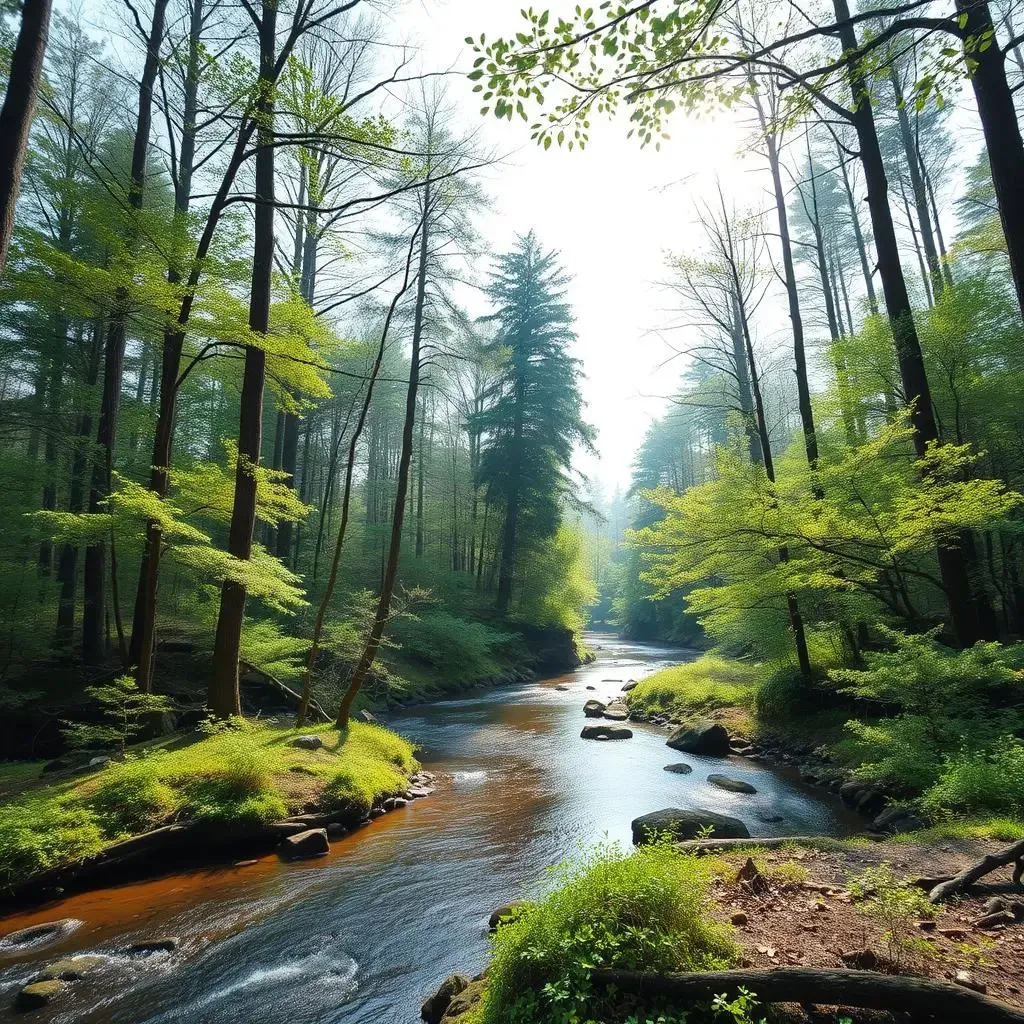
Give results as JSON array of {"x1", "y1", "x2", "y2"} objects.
[
  {"x1": 335, "y1": 184, "x2": 431, "y2": 729},
  {"x1": 0, "y1": 0, "x2": 52, "y2": 272},
  {"x1": 298, "y1": 229, "x2": 419, "y2": 724},
  {"x1": 835, "y1": 144, "x2": 879, "y2": 314},
  {"x1": 835, "y1": 0, "x2": 991, "y2": 646},
  {"x1": 729, "y1": 291, "x2": 762, "y2": 464},
  {"x1": 955, "y1": 0, "x2": 1024, "y2": 320},
  {"x1": 755, "y1": 91, "x2": 820, "y2": 481},
  {"x1": 415, "y1": 397, "x2": 425, "y2": 556},
  {"x1": 82, "y1": 0, "x2": 168, "y2": 663},
  {"x1": 209, "y1": 0, "x2": 275, "y2": 716},
  {"x1": 54, "y1": 318, "x2": 102, "y2": 649},
  {"x1": 890, "y1": 67, "x2": 945, "y2": 299}
]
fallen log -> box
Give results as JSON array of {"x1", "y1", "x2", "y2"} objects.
[
  {"x1": 929, "y1": 839, "x2": 1024, "y2": 903},
  {"x1": 591, "y1": 968, "x2": 1024, "y2": 1023},
  {"x1": 239, "y1": 659, "x2": 330, "y2": 723},
  {"x1": 675, "y1": 836, "x2": 843, "y2": 855}
]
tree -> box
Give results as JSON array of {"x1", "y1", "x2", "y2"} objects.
[
  {"x1": 0, "y1": 0, "x2": 52, "y2": 272},
  {"x1": 475, "y1": 231, "x2": 595, "y2": 614}
]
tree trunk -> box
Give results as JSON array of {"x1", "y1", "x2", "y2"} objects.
[
  {"x1": 209, "y1": 0, "x2": 276, "y2": 717},
  {"x1": 835, "y1": 144, "x2": 879, "y2": 313},
  {"x1": 890, "y1": 67, "x2": 945, "y2": 299},
  {"x1": 834, "y1": 0, "x2": 988, "y2": 647},
  {"x1": 82, "y1": 0, "x2": 168, "y2": 663},
  {"x1": 956, "y1": 0, "x2": 1024, "y2": 321},
  {"x1": 0, "y1": 0, "x2": 52, "y2": 272},
  {"x1": 335, "y1": 183, "x2": 432, "y2": 729}
]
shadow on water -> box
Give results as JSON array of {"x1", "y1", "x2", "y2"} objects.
[{"x1": 0, "y1": 636, "x2": 861, "y2": 1024}]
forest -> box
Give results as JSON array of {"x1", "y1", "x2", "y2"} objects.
[{"x1": 4, "y1": 0, "x2": 1024, "y2": 1021}]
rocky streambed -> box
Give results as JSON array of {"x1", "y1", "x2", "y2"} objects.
[{"x1": 0, "y1": 637, "x2": 857, "y2": 1023}]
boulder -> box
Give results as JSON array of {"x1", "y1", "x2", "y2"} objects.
[
  {"x1": 291, "y1": 734, "x2": 323, "y2": 750},
  {"x1": 422, "y1": 974, "x2": 470, "y2": 1024},
  {"x1": 581, "y1": 724, "x2": 632, "y2": 740},
  {"x1": 870, "y1": 807, "x2": 926, "y2": 835},
  {"x1": 602, "y1": 702, "x2": 630, "y2": 721},
  {"x1": 126, "y1": 937, "x2": 178, "y2": 955},
  {"x1": 34, "y1": 954, "x2": 105, "y2": 982},
  {"x1": 442, "y1": 977, "x2": 486, "y2": 1020},
  {"x1": 356, "y1": 710, "x2": 377, "y2": 724},
  {"x1": 281, "y1": 828, "x2": 329, "y2": 860},
  {"x1": 666, "y1": 720, "x2": 730, "y2": 756},
  {"x1": 631, "y1": 808, "x2": 750, "y2": 845},
  {"x1": 585, "y1": 685, "x2": 596, "y2": 691},
  {"x1": 555, "y1": 685, "x2": 569, "y2": 691},
  {"x1": 488, "y1": 902, "x2": 526, "y2": 931},
  {"x1": 326, "y1": 823, "x2": 349, "y2": 839},
  {"x1": 663, "y1": 762, "x2": 693, "y2": 775},
  {"x1": 16, "y1": 980, "x2": 65, "y2": 1011},
  {"x1": 583, "y1": 700, "x2": 606, "y2": 718},
  {"x1": 0, "y1": 919, "x2": 80, "y2": 953},
  {"x1": 707, "y1": 774, "x2": 758, "y2": 795},
  {"x1": 621, "y1": 681, "x2": 638, "y2": 692},
  {"x1": 754, "y1": 809, "x2": 785, "y2": 824}
]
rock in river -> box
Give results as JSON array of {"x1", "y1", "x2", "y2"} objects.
[
  {"x1": 602, "y1": 701, "x2": 629, "y2": 721},
  {"x1": 281, "y1": 828, "x2": 329, "y2": 859},
  {"x1": 663, "y1": 762, "x2": 693, "y2": 775},
  {"x1": 631, "y1": 808, "x2": 750, "y2": 845},
  {"x1": 126, "y1": 937, "x2": 178, "y2": 955},
  {"x1": 621, "y1": 680, "x2": 638, "y2": 692},
  {"x1": 33, "y1": 955, "x2": 106, "y2": 982},
  {"x1": 707, "y1": 774, "x2": 758, "y2": 795},
  {"x1": 488, "y1": 902, "x2": 526, "y2": 931},
  {"x1": 581, "y1": 724, "x2": 632, "y2": 740},
  {"x1": 421, "y1": 974, "x2": 469, "y2": 1024},
  {"x1": 16, "y1": 980, "x2": 65, "y2": 1011},
  {"x1": 666, "y1": 720, "x2": 731, "y2": 756},
  {"x1": 0, "y1": 919, "x2": 80, "y2": 954},
  {"x1": 583, "y1": 699, "x2": 606, "y2": 717}
]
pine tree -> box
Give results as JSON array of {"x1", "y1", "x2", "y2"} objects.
[{"x1": 475, "y1": 232, "x2": 595, "y2": 613}]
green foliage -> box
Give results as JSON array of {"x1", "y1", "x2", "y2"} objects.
[
  {"x1": 517, "y1": 525, "x2": 598, "y2": 633},
  {"x1": 0, "y1": 721, "x2": 416, "y2": 885},
  {"x1": 848, "y1": 864, "x2": 939, "y2": 966},
  {"x1": 62, "y1": 675, "x2": 173, "y2": 753},
  {"x1": 922, "y1": 737, "x2": 1024, "y2": 817},
  {"x1": 473, "y1": 841, "x2": 737, "y2": 1024},
  {"x1": 628, "y1": 656, "x2": 757, "y2": 720},
  {"x1": 390, "y1": 611, "x2": 514, "y2": 681}
]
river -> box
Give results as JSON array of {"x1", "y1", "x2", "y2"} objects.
[{"x1": 0, "y1": 636, "x2": 860, "y2": 1024}]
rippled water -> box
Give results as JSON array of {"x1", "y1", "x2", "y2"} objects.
[{"x1": 0, "y1": 636, "x2": 861, "y2": 1024}]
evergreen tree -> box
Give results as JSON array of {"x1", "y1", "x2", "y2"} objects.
[{"x1": 475, "y1": 232, "x2": 595, "y2": 613}]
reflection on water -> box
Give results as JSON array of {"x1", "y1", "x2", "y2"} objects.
[{"x1": 0, "y1": 636, "x2": 860, "y2": 1024}]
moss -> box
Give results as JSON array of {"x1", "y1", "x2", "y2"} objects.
[
  {"x1": 0, "y1": 721, "x2": 417, "y2": 887},
  {"x1": 627, "y1": 655, "x2": 758, "y2": 722}
]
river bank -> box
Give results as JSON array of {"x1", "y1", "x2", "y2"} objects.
[{"x1": 0, "y1": 637, "x2": 859, "y2": 1023}]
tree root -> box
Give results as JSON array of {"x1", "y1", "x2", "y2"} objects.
[
  {"x1": 929, "y1": 839, "x2": 1024, "y2": 903},
  {"x1": 591, "y1": 967, "x2": 1024, "y2": 1023}
]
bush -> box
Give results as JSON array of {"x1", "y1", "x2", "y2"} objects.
[
  {"x1": 389, "y1": 611, "x2": 513, "y2": 681},
  {"x1": 86, "y1": 759, "x2": 178, "y2": 834},
  {"x1": 848, "y1": 863, "x2": 939, "y2": 966},
  {"x1": 474, "y1": 842, "x2": 736, "y2": 1024},
  {"x1": 629, "y1": 656, "x2": 757, "y2": 720},
  {"x1": 922, "y1": 737, "x2": 1024, "y2": 817},
  {"x1": 0, "y1": 798, "x2": 105, "y2": 884}
]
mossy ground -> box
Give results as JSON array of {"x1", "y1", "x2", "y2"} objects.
[{"x1": 0, "y1": 720, "x2": 417, "y2": 888}]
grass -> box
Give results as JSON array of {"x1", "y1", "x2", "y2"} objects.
[
  {"x1": 466, "y1": 841, "x2": 737, "y2": 1024},
  {"x1": 626, "y1": 655, "x2": 759, "y2": 729},
  {"x1": 0, "y1": 721, "x2": 417, "y2": 887}
]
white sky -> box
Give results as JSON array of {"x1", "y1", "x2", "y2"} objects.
[{"x1": 402, "y1": 0, "x2": 768, "y2": 494}]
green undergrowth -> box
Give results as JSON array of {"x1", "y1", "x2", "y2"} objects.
[
  {"x1": 627, "y1": 655, "x2": 759, "y2": 722},
  {"x1": 0, "y1": 720, "x2": 416, "y2": 887},
  {"x1": 464, "y1": 841, "x2": 738, "y2": 1024}
]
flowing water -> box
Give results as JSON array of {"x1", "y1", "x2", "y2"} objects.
[{"x1": 0, "y1": 636, "x2": 861, "y2": 1024}]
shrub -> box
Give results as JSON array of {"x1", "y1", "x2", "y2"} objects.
[
  {"x1": 0, "y1": 798, "x2": 105, "y2": 883},
  {"x1": 922, "y1": 737, "x2": 1024, "y2": 816},
  {"x1": 86, "y1": 759, "x2": 178, "y2": 834},
  {"x1": 848, "y1": 863, "x2": 939, "y2": 966},
  {"x1": 476, "y1": 842, "x2": 736, "y2": 1024},
  {"x1": 62, "y1": 675, "x2": 173, "y2": 753},
  {"x1": 389, "y1": 611, "x2": 513, "y2": 681}
]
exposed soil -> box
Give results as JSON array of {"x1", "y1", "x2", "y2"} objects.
[{"x1": 708, "y1": 838, "x2": 1024, "y2": 1016}]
